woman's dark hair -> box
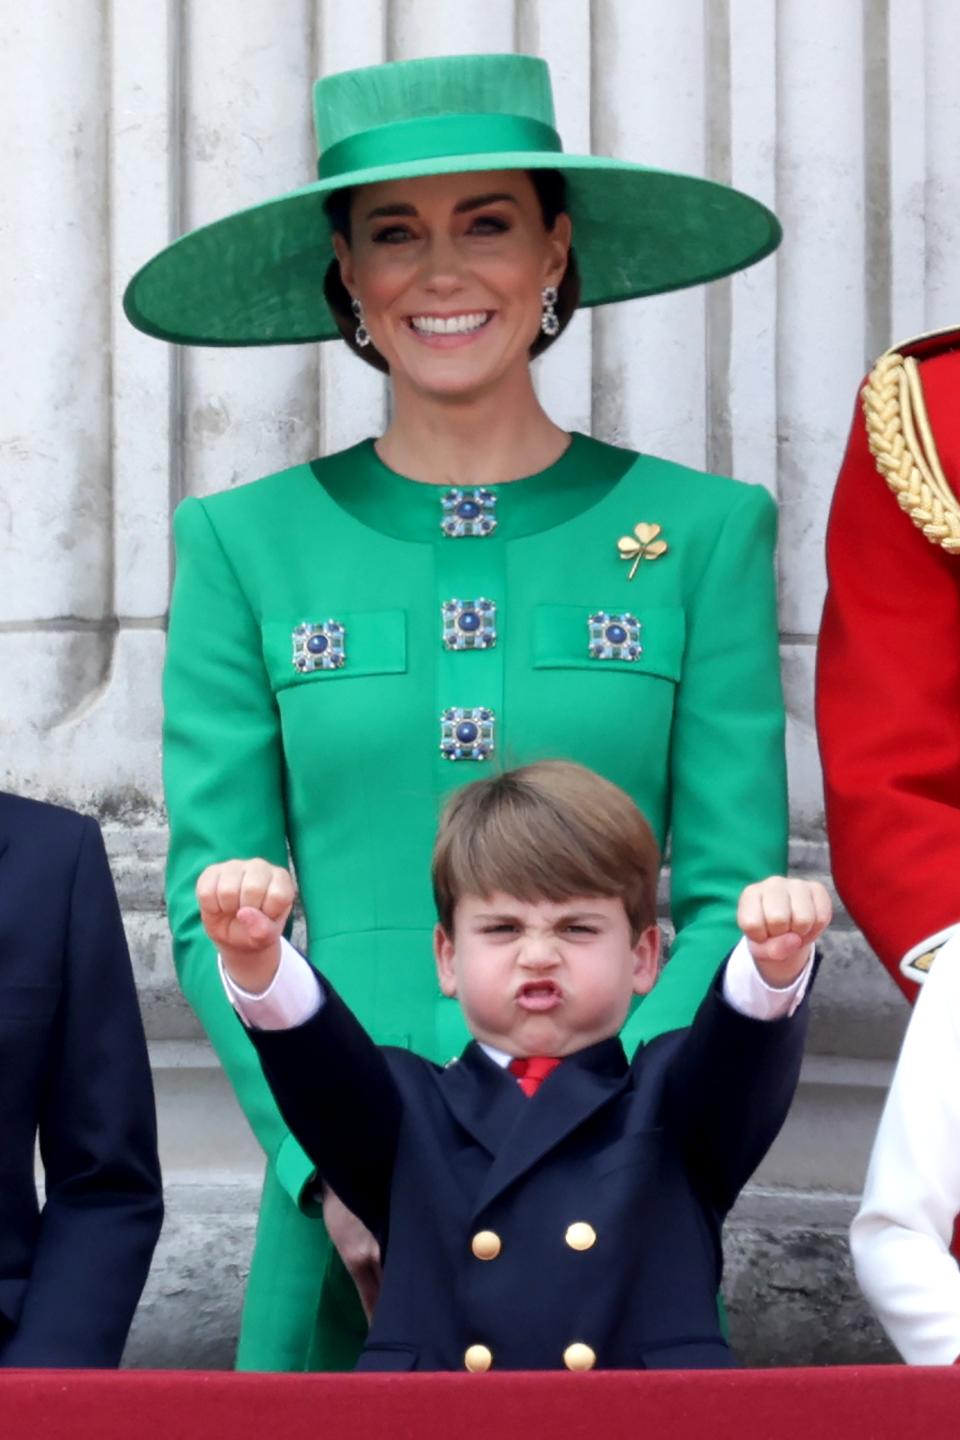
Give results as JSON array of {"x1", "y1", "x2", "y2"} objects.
[{"x1": 322, "y1": 169, "x2": 580, "y2": 374}]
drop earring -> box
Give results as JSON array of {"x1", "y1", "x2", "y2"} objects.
[
  {"x1": 540, "y1": 285, "x2": 559, "y2": 337},
  {"x1": 351, "y1": 296, "x2": 371, "y2": 348}
]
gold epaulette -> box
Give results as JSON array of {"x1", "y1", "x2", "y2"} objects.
[{"x1": 861, "y1": 325, "x2": 960, "y2": 553}]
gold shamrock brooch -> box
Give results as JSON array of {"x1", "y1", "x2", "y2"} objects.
[{"x1": 618, "y1": 523, "x2": 668, "y2": 580}]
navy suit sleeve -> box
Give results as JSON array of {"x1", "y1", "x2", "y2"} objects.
[
  {"x1": 248, "y1": 977, "x2": 402, "y2": 1243},
  {"x1": 0, "y1": 818, "x2": 163, "y2": 1368},
  {"x1": 663, "y1": 957, "x2": 814, "y2": 1217}
]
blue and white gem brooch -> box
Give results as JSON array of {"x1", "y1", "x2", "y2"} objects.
[
  {"x1": 291, "y1": 620, "x2": 346, "y2": 672},
  {"x1": 440, "y1": 707, "x2": 495, "y2": 761},
  {"x1": 441, "y1": 598, "x2": 497, "y2": 650},
  {"x1": 441, "y1": 487, "x2": 497, "y2": 538},
  {"x1": 587, "y1": 611, "x2": 642, "y2": 661}
]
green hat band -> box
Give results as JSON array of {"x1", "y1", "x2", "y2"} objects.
[{"x1": 318, "y1": 112, "x2": 562, "y2": 181}]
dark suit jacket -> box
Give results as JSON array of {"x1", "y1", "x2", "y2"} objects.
[
  {"x1": 0, "y1": 793, "x2": 164, "y2": 1367},
  {"x1": 250, "y1": 957, "x2": 811, "y2": 1372}
]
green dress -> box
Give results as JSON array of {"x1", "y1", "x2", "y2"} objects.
[{"x1": 163, "y1": 432, "x2": 787, "y2": 1370}]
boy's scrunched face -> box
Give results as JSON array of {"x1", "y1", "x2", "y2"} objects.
[{"x1": 434, "y1": 892, "x2": 660, "y2": 1058}]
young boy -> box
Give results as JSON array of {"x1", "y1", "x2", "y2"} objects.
[{"x1": 199, "y1": 761, "x2": 829, "y2": 1372}]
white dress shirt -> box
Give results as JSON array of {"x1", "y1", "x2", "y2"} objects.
[
  {"x1": 221, "y1": 933, "x2": 812, "y2": 1035},
  {"x1": 851, "y1": 931, "x2": 960, "y2": 1365}
]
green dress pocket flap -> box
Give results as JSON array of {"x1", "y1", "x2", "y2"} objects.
[
  {"x1": 262, "y1": 611, "x2": 407, "y2": 693},
  {"x1": 533, "y1": 605, "x2": 685, "y2": 680}
]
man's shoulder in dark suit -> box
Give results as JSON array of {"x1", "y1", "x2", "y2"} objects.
[{"x1": 0, "y1": 791, "x2": 163, "y2": 1369}]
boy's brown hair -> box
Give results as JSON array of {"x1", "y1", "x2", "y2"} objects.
[{"x1": 432, "y1": 760, "x2": 660, "y2": 939}]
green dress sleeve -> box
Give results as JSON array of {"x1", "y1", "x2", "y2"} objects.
[
  {"x1": 163, "y1": 497, "x2": 315, "y2": 1206},
  {"x1": 623, "y1": 482, "x2": 788, "y2": 1045}
]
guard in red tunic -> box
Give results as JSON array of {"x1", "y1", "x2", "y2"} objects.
[
  {"x1": 819, "y1": 329, "x2": 960, "y2": 1361},
  {"x1": 818, "y1": 326, "x2": 960, "y2": 996}
]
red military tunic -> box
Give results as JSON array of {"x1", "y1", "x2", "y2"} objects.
[{"x1": 817, "y1": 327, "x2": 960, "y2": 1000}]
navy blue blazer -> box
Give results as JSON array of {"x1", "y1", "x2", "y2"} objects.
[
  {"x1": 0, "y1": 793, "x2": 163, "y2": 1367},
  {"x1": 250, "y1": 957, "x2": 811, "y2": 1373}
]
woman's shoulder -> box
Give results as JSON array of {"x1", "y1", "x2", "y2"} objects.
[
  {"x1": 614, "y1": 444, "x2": 776, "y2": 524},
  {"x1": 172, "y1": 443, "x2": 370, "y2": 542}
]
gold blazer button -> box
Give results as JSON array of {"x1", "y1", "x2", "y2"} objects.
[
  {"x1": 563, "y1": 1342, "x2": 596, "y2": 1372},
  {"x1": 471, "y1": 1230, "x2": 502, "y2": 1261},
  {"x1": 564, "y1": 1221, "x2": 597, "y2": 1251},
  {"x1": 464, "y1": 1344, "x2": 493, "y2": 1372}
]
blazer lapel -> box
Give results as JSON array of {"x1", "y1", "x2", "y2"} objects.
[
  {"x1": 470, "y1": 1037, "x2": 631, "y2": 1218},
  {"x1": 437, "y1": 1042, "x2": 528, "y2": 1158}
]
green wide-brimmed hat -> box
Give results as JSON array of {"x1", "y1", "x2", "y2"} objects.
[{"x1": 124, "y1": 53, "x2": 781, "y2": 347}]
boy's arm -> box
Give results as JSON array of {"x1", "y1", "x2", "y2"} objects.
[
  {"x1": 665, "y1": 956, "x2": 814, "y2": 1217},
  {"x1": 664, "y1": 878, "x2": 828, "y2": 1215},
  {"x1": 242, "y1": 964, "x2": 402, "y2": 1243},
  {"x1": 722, "y1": 936, "x2": 812, "y2": 1020},
  {"x1": 202, "y1": 863, "x2": 401, "y2": 1240},
  {"x1": 851, "y1": 935, "x2": 960, "y2": 1365},
  {"x1": 221, "y1": 936, "x2": 324, "y2": 1031}
]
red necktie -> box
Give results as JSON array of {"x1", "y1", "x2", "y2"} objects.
[{"x1": 509, "y1": 1055, "x2": 562, "y2": 1097}]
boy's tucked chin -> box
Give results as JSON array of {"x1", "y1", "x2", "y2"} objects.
[{"x1": 463, "y1": 1012, "x2": 630, "y2": 1060}]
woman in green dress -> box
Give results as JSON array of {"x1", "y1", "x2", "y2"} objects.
[{"x1": 125, "y1": 52, "x2": 787, "y2": 1372}]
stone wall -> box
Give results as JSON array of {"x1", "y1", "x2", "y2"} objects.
[{"x1": 4, "y1": 0, "x2": 958, "y2": 1367}]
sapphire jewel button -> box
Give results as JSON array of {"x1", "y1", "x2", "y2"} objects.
[
  {"x1": 441, "y1": 487, "x2": 498, "y2": 538},
  {"x1": 441, "y1": 597, "x2": 497, "y2": 651},
  {"x1": 440, "y1": 706, "x2": 496, "y2": 761},
  {"x1": 291, "y1": 620, "x2": 346, "y2": 672},
  {"x1": 587, "y1": 611, "x2": 642, "y2": 662}
]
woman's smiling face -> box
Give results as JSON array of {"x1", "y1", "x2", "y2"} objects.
[{"x1": 333, "y1": 169, "x2": 571, "y2": 400}]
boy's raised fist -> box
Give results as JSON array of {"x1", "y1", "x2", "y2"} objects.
[
  {"x1": 197, "y1": 858, "x2": 295, "y2": 991},
  {"x1": 738, "y1": 876, "x2": 832, "y2": 987}
]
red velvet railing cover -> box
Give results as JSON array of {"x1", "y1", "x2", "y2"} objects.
[{"x1": 1, "y1": 1366, "x2": 958, "y2": 1440}]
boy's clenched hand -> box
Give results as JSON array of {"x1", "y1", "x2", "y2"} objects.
[
  {"x1": 737, "y1": 876, "x2": 832, "y2": 988},
  {"x1": 197, "y1": 858, "x2": 295, "y2": 993}
]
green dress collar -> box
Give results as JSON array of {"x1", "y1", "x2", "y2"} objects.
[{"x1": 311, "y1": 432, "x2": 637, "y2": 543}]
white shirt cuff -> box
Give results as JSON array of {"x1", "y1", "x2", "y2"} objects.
[
  {"x1": 722, "y1": 935, "x2": 812, "y2": 1020},
  {"x1": 219, "y1": 935, "x2": 324, "y2": 1030}
]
